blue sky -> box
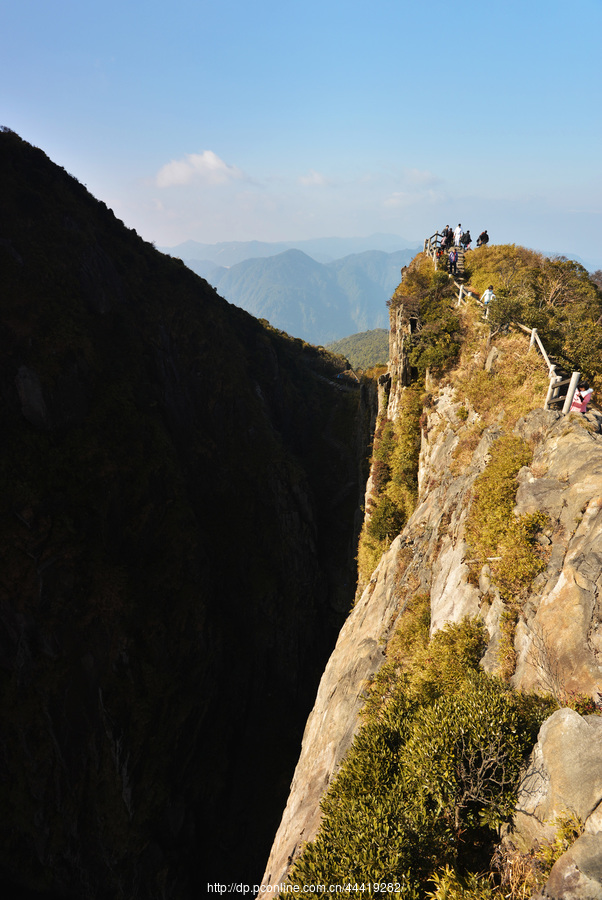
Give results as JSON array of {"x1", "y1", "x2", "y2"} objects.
[{"x1": 2, "y1": 0, "x2": 601, "y2": 266}]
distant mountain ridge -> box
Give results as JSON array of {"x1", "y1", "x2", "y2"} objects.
[
  {"x1": 161, "y1": 233, "x2": 420, "y2": 266},
  {"x1": 180, "y1": 246, "x2": 416, "y2": 344}
]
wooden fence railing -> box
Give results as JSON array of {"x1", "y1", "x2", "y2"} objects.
[{"x1": 424, "y1": 231, "x2": 441, "y2": 262}]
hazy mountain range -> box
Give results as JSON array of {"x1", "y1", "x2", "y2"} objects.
[
  {"x1": 161, "y1": 237, "x2": 420, "y2": 344},
  {"x1": 162, "y1": 233, "x2": 420, "y2": 267}
]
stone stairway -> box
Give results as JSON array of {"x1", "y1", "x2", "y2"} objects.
[{"x1": 441, "y1": 244, "x2": 465, "y2": 278}]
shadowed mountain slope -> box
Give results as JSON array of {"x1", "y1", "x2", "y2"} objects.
[{"x1": 0, "y1": 129, "x2": 372, "y2": 898}]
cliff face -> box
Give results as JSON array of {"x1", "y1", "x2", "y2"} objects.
[
  {"x1": 0, "y1": 131, "x2": 372, "y2": 897},
  {"x1": 261, "y1": 316, "x2": 602, "y2": 890}
]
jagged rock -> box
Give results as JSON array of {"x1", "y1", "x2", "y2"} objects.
[
  {"x1": 485, "y1": 346, "x2": 500, "y2": 372},
  {"x1": 512, "y1": 410, "x2": 602, "y2": 698},
  {"x1": 260, "y1": 370, "x2": 602, "y2": 890},
  {"x1": 510, "y1": 709, "x2": 602, "y2": 851},
  {"x1": 260, "y1": 386, "x2": 503, "y2": 888},
  {"x1": 534, "y1": 833, "x2": 602, "y2": 899},
  {"x1": 430, "y1": 534, "x2": 481, "y2": 633}
]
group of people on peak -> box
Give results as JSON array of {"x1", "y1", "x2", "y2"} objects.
[
  {"x1": 440, "y1": 224, "x2": 489, "y2": 252},
  {"x1": 437, "y1": 224, "x2": 490, "y2": 276}
]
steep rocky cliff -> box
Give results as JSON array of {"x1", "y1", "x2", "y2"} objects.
[
  {"x1": 0, "y1": 130, "x2": 373, "y2": 897},
  {"x1": 261, "y1": 271, "x2": 602, "y2": 896}
]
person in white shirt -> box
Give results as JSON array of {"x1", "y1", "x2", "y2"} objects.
[
  {"x1": 481, "y1": 285, "x2": 495, "y2": 318},
  {"x1": 454, "y1": 224, "x2": 462, "y2": 246}
]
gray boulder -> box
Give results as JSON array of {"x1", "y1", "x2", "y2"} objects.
[
  {"x1": 534, "y1": 833, "x2": 602, "y2": 899},
  {"x1": 512, "y1": 709, "x2": 602, "y2": 850}
]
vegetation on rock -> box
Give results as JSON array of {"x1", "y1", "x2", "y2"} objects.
[
  {"x1": 287, "y1": 596, "x2": 554, "y2": 896},
  {"x1": 464, "y1": 244, "x2": 602, "y2": 393},
  {"x1": 357, "y1": 387, "x2": 422, "y2": 585},
  {"x1": 294, "y1": 240, "x2": 602, "y2": 897},
  {"x1": 390, "y1": 257, "x2": 462, "y2": 377}
]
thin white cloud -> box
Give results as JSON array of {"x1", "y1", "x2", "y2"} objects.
[
  {"x1": 156, "y1": 151, "x2": 244, "y2": 188},
  {"x1": 384, "y1": 191, "x2": 412, "y2": 209},
  {"x1": 384, "y1": 187, "x2": 445, "y2": 209},
  {"x1": 298, "y1": 169, "x2": 330, "y2": 187},
  {"x1": 404, "y1": 168, "x2": 441, "y2": 187}
]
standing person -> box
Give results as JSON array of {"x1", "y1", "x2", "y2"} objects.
[
  {"x1": 454, "y1": 223, "x2": 462, "y2": 246},
  {"x1": 461, "y1": 229, "x2": 472, "y2": 250},
  {"x1": 476, "y1": 230, "x2": 489, "y2": 248},
  {"x1": 449, "y1": 248, "x2": 458, "y2": 275},
  {"x1": 481, "y1": 284, "x2": 495, "y2": 318}
]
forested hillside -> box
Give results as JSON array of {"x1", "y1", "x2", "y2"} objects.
[{"x1": 327, "y1": 329, "x2": 389, "y2": 369}]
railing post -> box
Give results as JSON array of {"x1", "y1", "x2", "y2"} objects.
[
  {"x1": 544, "y1": 367, "x2": 559, "y2": 410},
  {"x1": 562, "y1": 371, "x2": 581, "y2": 415},
  {"x1": 529, "y1": 328, "x2": 537, "y2": 350}
]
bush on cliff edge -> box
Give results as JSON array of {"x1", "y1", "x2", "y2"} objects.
[{"x1": 287, "y1": 600, "x2": 553, "y2": 897}]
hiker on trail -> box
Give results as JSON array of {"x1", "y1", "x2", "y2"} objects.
[
  {"x1": 440, "y1": 226, "x2": 452, "y2": 250},
  {"x1": 454, "y1": 224, "x2": 462, "y2": 246},
  {"x1": 449, "y1": 248, "x2": 459, "y2": 275},
  {"x1": 461, "y1": 230, "x2": 472, "y2": 250},
  {"x1": 570, "y1": 387, "x2": 593, "y2": 413},
  {"x1": 476, "y1": 230, "x2": 489, "y2": 247},
  {"x1": 481, "y1": 284, "x2": 495, "y2": 318}
]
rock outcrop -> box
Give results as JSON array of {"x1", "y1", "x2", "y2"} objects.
[
  {"x1": 513, "y1": 412, "x2": 602, "y2": 700},
  {"x1": 535, "y1": 833, "x2": 602, "y2": 899},
  {"x1": 508, "y1": 708, "x2": 602, "y2": 898},
  {"x1": 260, "y1": 339, "x2": 602, "y2": 888},
  {"x1": 512, "y1": 708, "x2": 602, "y2": 847}
]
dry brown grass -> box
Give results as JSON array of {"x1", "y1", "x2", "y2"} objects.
[
  {"x1": 450, "y1": 312, "x2": 549, "y2": 431},
  {"x1": 450, "y1": 422, "x2": 486, "y2": 474}
]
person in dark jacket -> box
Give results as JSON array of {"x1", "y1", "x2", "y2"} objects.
[{"x1": 448, "y1": 248, "x2": 458, "y2": 275}]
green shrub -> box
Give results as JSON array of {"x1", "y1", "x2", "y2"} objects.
[
  {"x1": 367, "y1": 494, "x2": 407, "y2": 541},
  {"x1": 287, "y1": 617, "x2": 551, "y2": 896},
  {"x1": 402, "y1": 675, "x2": 536, "y2": 838},
  {"x1": 357, "y1": 388, "x2": 422, "y2": 587},
  {"x1": 426, "y1": 865, "x2": 497, "y2": 900}
]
